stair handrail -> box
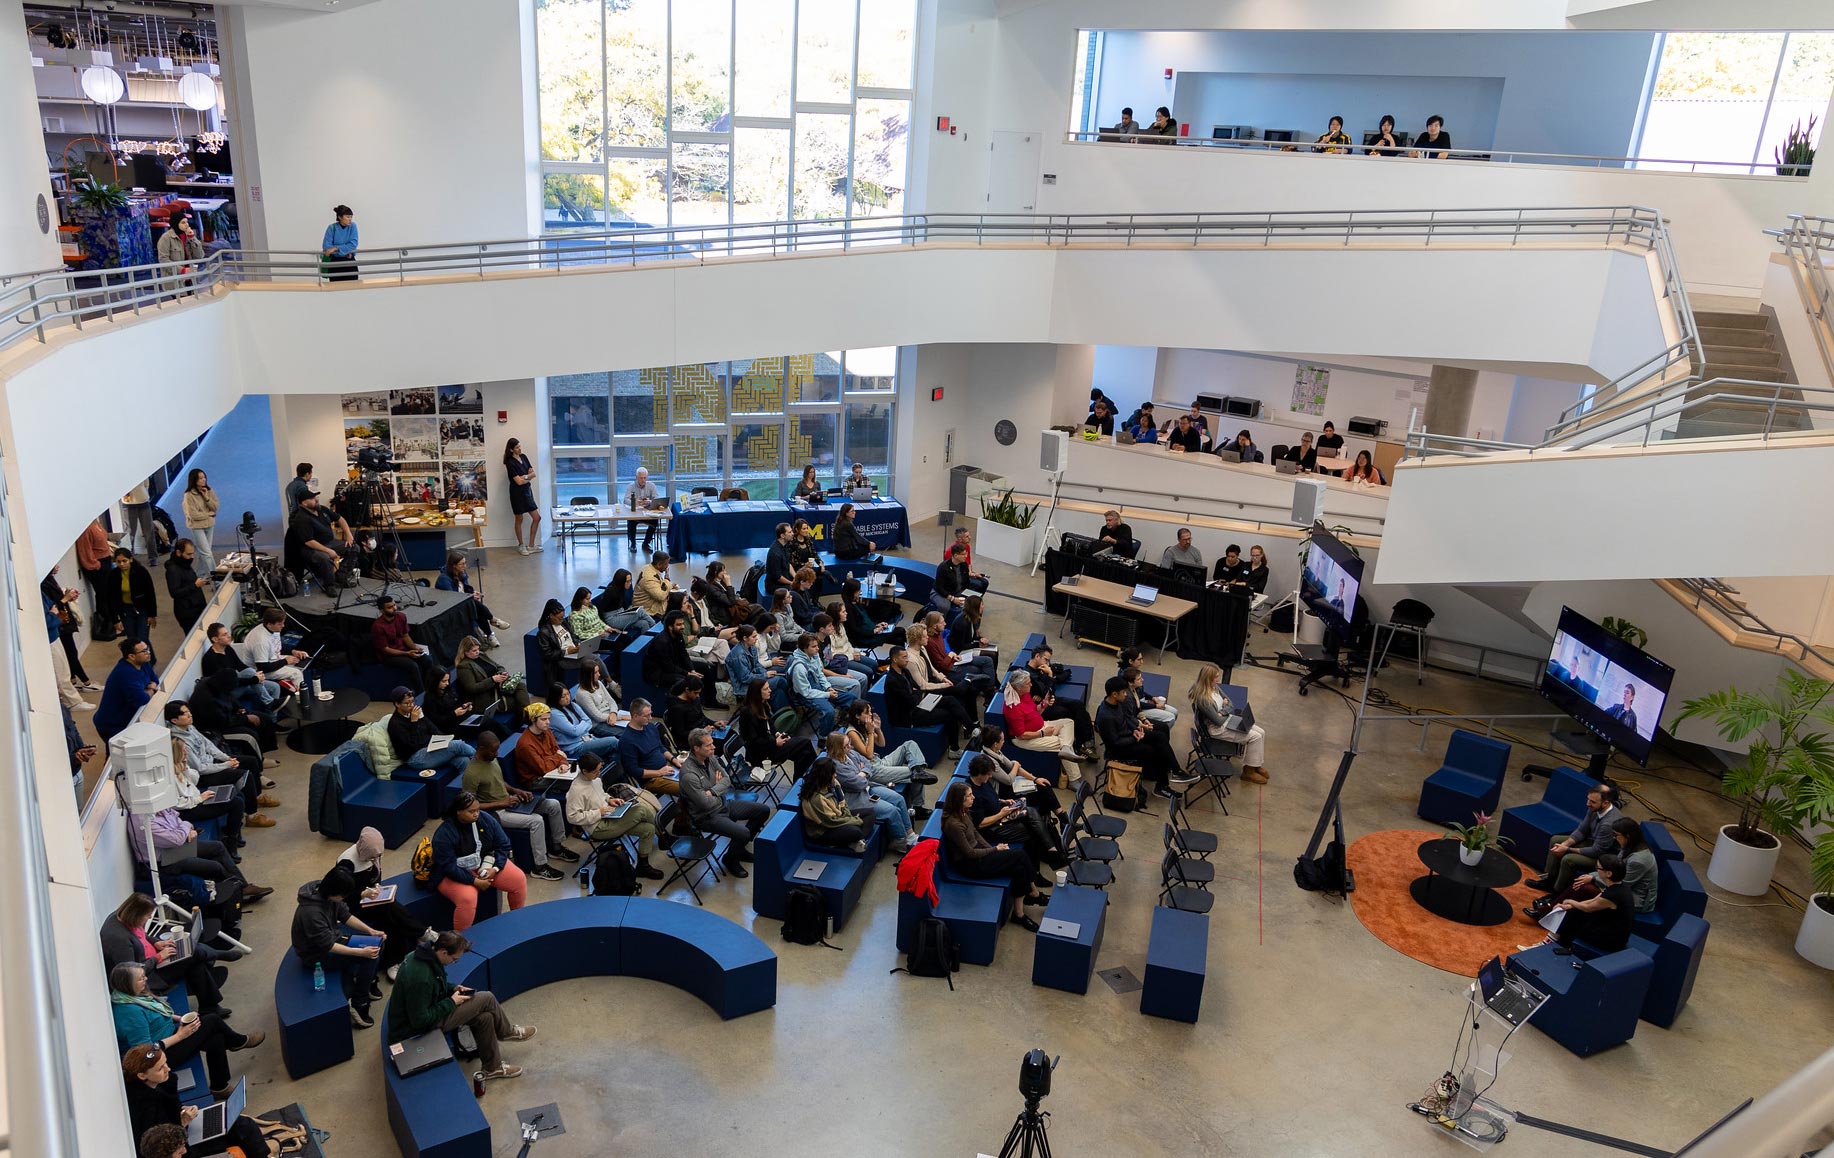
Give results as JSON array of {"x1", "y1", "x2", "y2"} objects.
[
  {"x1": 1768, "y1": 213, "x2": 1834, "y2": 388},
  {"x1": 1670, "y1": 577, "x2": 1834, "y2": 673}
]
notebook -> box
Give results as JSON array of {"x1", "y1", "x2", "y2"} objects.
[
  {"x1": 1011, "y1": 778, "x2": 1037, "y2": 796},
  {"x1": 361, "y1": 884, "x2": 398, "y2": 906},
  {"x1": 427, "y1": 735, "x2": 455, "y2": 752},
  {"x1": 1038, "y1": 918, "x2": 1081, "y2": 939},
  {"x1": 388, "y1": 1030, "x2": 455, "y2": 1077},
  {"x1": 187, "y1": 1077, "x2": 246, "y2": 1143}
]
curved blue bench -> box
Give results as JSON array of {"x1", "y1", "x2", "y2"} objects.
[
  {"x1": 381, "y1": 871, "x2": 500, "y2": 930},
  {"x1": 275, "y1": 948, "x2": 355, "y2": 1078},
  {"x1": 818, "y1": 554, "x2": 937, "y2": 607},
  {"x1": 383, "y1": 897, "x2": 775, "y2": 1157}
]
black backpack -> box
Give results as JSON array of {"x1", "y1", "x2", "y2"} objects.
[
  {"x1": 740, "y1": 561, "x2": 767, "y2": 604},
  {"x1": 590, "y1": 844, "x2": 639, "y2": 896},
  {"x1": 890, "y1": 917, "x2": 960, "y2": 990},
  {"x1": 781, "y1": 886, "x2": 839, "y2": 949},
  {"x1": 1294, "y1": 840, "x2": 1349, "y2": 896}
]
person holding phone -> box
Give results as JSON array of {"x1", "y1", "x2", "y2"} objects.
[
  {"x1": 290, "y1": 868, "x2": 388, "y2": 1029},
  {"x1": 387, "y1": 930, "x2": 536, "y2": 1082}
]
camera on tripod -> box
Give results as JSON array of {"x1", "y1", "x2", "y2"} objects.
[
  {"x1": 999, "y1": 1048, "x2": 1058, "y2": 1158},
  {"x1": 238, "y1": 510, "x2": 261, "y2": 538},
  {"x1": 356, "y1": 446, "x2": 399, "y2": 475}
]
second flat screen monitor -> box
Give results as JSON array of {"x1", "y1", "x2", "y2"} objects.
[{"x1": 1299, "y1": 526, "x2": 1362, "y2": 637}]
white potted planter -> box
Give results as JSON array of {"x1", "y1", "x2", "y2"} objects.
[
  {"x1": 1706, "y1": 824, "x2": 1783, "y2": 896},
  {"x1": 1296, "y1": 605, "x2": 1326, "y2": 645},
  {"x1": 1797, "y1": 894, "x2": 1834, "y2": 969},
  {"x1": 975, "y1": 518, "x2": 1036, "y2": 568},
  {"x1": 1457, "y1": 845, "x2": 1484, "y2": 867}
]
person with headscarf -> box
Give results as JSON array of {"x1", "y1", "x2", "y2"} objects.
[{"x1": 334, "y1": 826, "x2": 430, "y2": 978}]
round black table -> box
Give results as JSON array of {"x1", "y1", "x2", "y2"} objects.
[
  {"x1": 286, "y1": 687, "x2": 371, "y2": 755},
  {"x1": 1410, "y1": 837, "x2": 1521, "y2": 927}
]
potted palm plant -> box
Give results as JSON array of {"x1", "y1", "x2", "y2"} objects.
[
  {"x1": 1797, "y1": 828, "x2": 1834, "y2": 968},
  {"x1": 974, "y1": 488, "x2": 1039, "y2": 567},
  {"x1": 1676, "y1": 670, "x2": 1834, "y2": 897},
  {"x1": 1443, "y1": 811, "x2": 1511, "y2": 867}
]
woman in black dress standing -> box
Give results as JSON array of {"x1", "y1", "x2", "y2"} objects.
[{"x1": 504, "y1": 438, "x2": 541, "y2": 555}]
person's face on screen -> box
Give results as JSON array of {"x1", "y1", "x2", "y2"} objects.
[{"x1": 1621, "y1": 686, "x2": 1635, "y2": 707}]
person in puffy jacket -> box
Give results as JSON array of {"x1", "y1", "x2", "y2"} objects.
[{"x1": 431, "y1": 792, "x2": 526, "y2": 930}]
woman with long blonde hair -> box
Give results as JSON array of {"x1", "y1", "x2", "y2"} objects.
[{"x1": 1187, "y1": 662, "x2": 1269, "y2": 784}]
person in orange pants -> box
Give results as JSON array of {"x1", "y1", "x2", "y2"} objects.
[{"x1": 430, "y1": 792, "x2": 528, "y2": 930}]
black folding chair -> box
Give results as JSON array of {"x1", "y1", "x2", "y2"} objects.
[
  {"x1": 1183, "y1": 725, "x2": 1237, "y2": 814},
  {"x1": 655, "y1": 798, "x2": 722, "y2": 905},
  {"x1": 1073, "y1": 779, "x2": 1127, "y2": 844},
  {"x1": 1055, "y1": 814, "x2": 1113, "y2": 890},
  {"x1": 1066, "y1": 797, "x2": 1119, "y2": 866},
  {"x1": 1167, "y1": 790, "x2": 1217, "y2": 861},
  {"x1": 1162, "y1": 823, "x2": 1215, "y2": 890},
  {"x1": 1158, "y1": 848, "x2": 1215, "y2": 913}
]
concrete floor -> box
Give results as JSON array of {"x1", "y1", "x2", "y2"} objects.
[{"x1": 74, "y1": 521, "x2": 1834, "y2": 1157}]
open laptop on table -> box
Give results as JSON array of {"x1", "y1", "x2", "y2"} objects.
[
  {"x1": 1126, "y1": 584, "x2": 1159, "y2": 607},
  {"x1": 187, "y1": 1076, "x2": 247, "y2": 1144}
]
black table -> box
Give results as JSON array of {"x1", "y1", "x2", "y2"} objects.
[
  {"x1": 287, "y1": 687, "x2": 371, "y2": 755},
  {"x1": 1041, "y1": 548, "x2": 1248, "y2": 675},
  {"x1": 1409, "y1": 838, "x2": 1521, "y2": 927}
]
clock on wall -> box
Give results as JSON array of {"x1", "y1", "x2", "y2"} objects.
[{"x1": 994, "y1": 419, "x2": 1018, "y2": 446}]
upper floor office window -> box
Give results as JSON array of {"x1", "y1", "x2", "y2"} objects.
[
  {"x1": 535, "y1": 0, "x2": 917, "y2": 234},
  {"x1": 1637, "y1": 32, "x2": 1834, "y2": 173}
]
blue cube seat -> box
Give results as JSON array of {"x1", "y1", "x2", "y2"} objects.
[
  {"x1": 381, "y1": 1005, "x2": 489, "y2": 1158},
  {"x1": 1507, "y1": 944, "x2": 1652, "y2": 1056},
  {"x1": 866, "y1": 674, "x2": 945, "y2": 764},
  {"x1": 1140, "y1": 906, "x2": 1208, "y2": 1022},
  {"x1": 919, "y1": 807, "x2": 1013, "y2": 912},
  {"x1": 618, "y1": 630, "x2": 661, "y2": 711},
  {"x1": 275, "y1": 948, "x2": 355, "y2": 1077},
  {"x1": 1635, "y1": 855, "x2": 1708, "y2": 940},
  {"x1": 335, "y1": 743, "x2": 428, "y2": 848},
  {"x1": 897, "y1": 881, "x2": 1004, "y2": 966},
  {"x1": 1499, "y1": 765, "x2": 1591, "y2": 867},
  {"x1": 1627, "y1": 912, "x2": 1708, "y2": 1028},
  {"x1": 753, "y1": 808, "x2": 877, "y2": 930},
  {"x1": 1031, "y1": 884, "x2": 1108, "y2": 994},
  {"x1": 1416, "y1": 729, "x2": 1511, "y2": 827}
]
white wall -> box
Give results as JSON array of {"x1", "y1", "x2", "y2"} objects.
[
  {"x1": 1099, "y1": 30, "x2": 1658, "y2": 159},
  {"x1": 1091, "y1": 345, "x2": 1158, "y2": 403},
  {"x1": 1504, "y1": 375, "x2": 1587, "y2": 444},
  {"x1": 0, "y1": 0, "x2": 62, "y2": 274},
  {"x1": 226, "y1": 0, "x2": 532, "y2": 252},
  {"x1": 908, "y1": 0, "x2": 998, "y2": 214}
]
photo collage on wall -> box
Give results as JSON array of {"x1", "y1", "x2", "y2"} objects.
[{"x1": 341, "y1": 385, "x2": 488, "y2": 506}]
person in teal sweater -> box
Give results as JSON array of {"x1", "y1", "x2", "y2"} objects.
[
  {"x1": 109, "y1": 960, "x2": 262, "y2": 1098},
  {"x1": 386, "y1": 931, "x2": 534, "y2": 1080}
]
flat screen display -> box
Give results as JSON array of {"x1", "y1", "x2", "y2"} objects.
[
  {"x1": 1299, "y1": 527, "x2": 1363, "y2": 637},
  {"x1": 1539, "y1": 606, "x2": 1675, "y2": 765}
]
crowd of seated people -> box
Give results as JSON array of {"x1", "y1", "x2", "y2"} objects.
[
  {"x1": 1095, "y1": 104, "x2": 1456, "y2": 159},
  {"x1": 1089, "y1": 394, "x2": 1390, "y2": 485}
]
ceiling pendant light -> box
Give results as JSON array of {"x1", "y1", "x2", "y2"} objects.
[
  {"x1": 81, "y1": 65, "x2": 126, "y2": 106},
  {"x1": 178, "y1": 71, "x2": 217, "y2": 111}
]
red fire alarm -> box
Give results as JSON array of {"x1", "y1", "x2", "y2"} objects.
[
  {"x1": 1164, "y1": 68, "x2": 1174, "y2": 81},
  {"x1": 936, "y1": 116, "x2": 951, "y2": 132},
  {"x1": 930, "y1": 387, "x2": 945, "y2": 401},
  {"x1": 497, "y1": 410, "x2": 508, "y2": 424}
]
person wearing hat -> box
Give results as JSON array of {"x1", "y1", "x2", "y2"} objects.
[
  {"x1": 509, "y1": 702, "x2": 570, "y2": 789},
  {"x1": 386, "y1": 686, "x2": 476, "y2": 782},
  {"x1": 285, "y1": 489, "x2": 353, "y2": 592}
]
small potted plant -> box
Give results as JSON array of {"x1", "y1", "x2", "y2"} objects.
[
  {"x1": 975, "y1": 488, "x2": 1039, "y2": 567},
  {"x1": 1676, "y1": 670, "x2": 1834, "y2": 897},
  {"x1": 1444, "y1": 811, "x2": 1511, "y2": 867},
  {"x1": 1776, "y1": 114, "x2": 1817, "y2": 177}
]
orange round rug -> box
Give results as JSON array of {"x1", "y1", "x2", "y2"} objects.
[{"x1": 1346, "y1": 829, "x2": 1546, "y2": 977}]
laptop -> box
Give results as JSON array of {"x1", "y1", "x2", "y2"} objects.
[
  {"x1": 1116, "y1": 429, "x2": 1136, "y2": 445},
  {"x1": 1274, "y1": 460, "x2": 1299, "y2": 475},
  {"x1": 388, "y1": 1029, "x2": 455, "y2": 1077},
  {"x1": 1038, "y1": 918, "x2": 1081, "y2": 939},
  {"x1": 187, "y1": 1077, "x2": 247, "y2": 1144},
  {"x1": 791, "y1": 859, "x2": 827, "y2": 881},
  {"x1": 1215, "y1": 449, "x2": 1242, "y2": 464},
  {"x1": 1477, "y1": 955, "x2": 1547, "y2": 1026},
  {"x1": 1315, "y1": 447, "x2": 1343, "y2": 461},
  {"x1": 1126, "y1": 584, "x2": 1159, "y2": 607},
  {"x1": 851, "y1": 486, "x2": 874, "y2": 502},
  {"x1": 1224, "y1": 702, "x2": 1255, "y2": 733}
]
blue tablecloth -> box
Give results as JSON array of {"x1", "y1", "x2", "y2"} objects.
[{"x1": 666, "y1": 498, "x2": 911, "y2": 556}]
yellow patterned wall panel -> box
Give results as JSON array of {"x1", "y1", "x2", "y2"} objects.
[
  {"x1": 734, "y1": 357, "x2": 785, "y2": 412},
  {"x1": 671, "y1": 362, "x2": 726, "y2": 425}
]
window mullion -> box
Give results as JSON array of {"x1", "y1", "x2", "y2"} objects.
[{"x1": 1753, "y1": 33, "x2": 1790, "y2": 171}]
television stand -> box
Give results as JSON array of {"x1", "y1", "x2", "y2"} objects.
[{"x1": 1522, "y1": 725, "x2": 1611, "y2": 783}]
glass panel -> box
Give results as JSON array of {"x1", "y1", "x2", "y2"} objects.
[
  {"x1": 851, "y1": 98, "x2": 909, "y2": 218},
  {"x1": 674, "y1": 432, "x2": 725, "y2": 494},
  {"x1": 732, "y1": 127, "x2": 791, "y2": 223},
  {"x1": 605, "y1": 0, "x2": 668, "y2": 148},
  {"x1": 613, "y1": 367, "x2": 663, "y2": 434},
  {"x1": 842, "y1": 346, "x2": 896, "y2": 392},
  {"x1": 615, "y1": 445, "x2": 673, "y2": 500},
  {"x1": 550, "y1": 372, "x2": 611, "y2": 445},
  {"x1": 670, "y1": 360, "x2": 728, "y2": 424},
  {"x1": 670, "y1": 142, "x2": 730, "y2": 229},
  {"x1": 539, "y1": 0, "x2": 604, "y2": 162},
  {"x1": 1638, "y1": 32, "x2": 1784, "y2": 172},
  {"x1": 856, "y1": 0, "x2": 915, "y2": 90},
  {"x1": 790, "y1": 351, "x2": 841, "y2": 403},
  {"x1": 670, "y1": 0, "x2": 730, "y2": 133},
  {"x1": 795, "y1": 0, "x2": 855, "y2": 104},
  {"x1": 1069, "y1": 30, "x2": 1096, "y2": 134},
  {"x1": 793, "y1": 112, "x2": 851, "y2": 220},
  {"x1": 1762, "y1": 33, "x2": 1834, "y2": 173},
  {"x1": 554, "y1": 453, "x2": 611, "y2": 505},
  {"x1": 733, "y1": 0, "x2": 793, "y2": 116},
  {"x1": 792, "y1": 412, "x2": 839, "y2": 481},
  {"x1": 731, "y1": 355, "x2": 787, "y2": 413},
  {"x1": 607, "y1": 156, "x2": 669, "y2": 227},
  {"x1": 543, "y1": 172, "x2": 609, "y2": 232},
  {"x1": 844, "y1": 400, "x2": 892, "y2": 489},
  {"x1": 731, "y1": 421, "x2": 785, "y2": 499}
]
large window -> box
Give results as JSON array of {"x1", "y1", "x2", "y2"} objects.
[
  {"x1": 535, "y1": 0, "x2": 916, "y2": 234},
  {"x1": 1637, "y1": 32, "x2": 1834, "y2": 173},
  {"x1": 549, "y1": 349, "x2": 899, "y2": 505}
]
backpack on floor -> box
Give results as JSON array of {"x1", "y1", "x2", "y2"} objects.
[
  {"x1": 590, "y1": 844, "x2": 639, "y2": 896},
  {"x1": 1294, "y1": 839, "x2": 1349, "y2": 896},
  {"x1": 409, "y1": 837, "x2": 435, "y2": 884},
  {"x1": 781, "y1": 885, "x2": 840, "y2": 949},
  {"x1": 1101, "y1": 762, "x2": 1143, "y2": 813},
  {"x1": 890, "y1": 917, "x2": 960, "y2": 990}
]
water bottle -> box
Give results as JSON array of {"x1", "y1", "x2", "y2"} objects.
[{"x1": 312, "y1": 962, "x2": 325, "y2": 992}]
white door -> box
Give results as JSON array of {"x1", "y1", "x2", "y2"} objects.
[{"x1": 987, "y1": 130, "x2": 1042, "y2": 213}]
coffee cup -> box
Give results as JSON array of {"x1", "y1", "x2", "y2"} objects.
[
  {"x1": 1054, "y1": 870, "x2": 1067, "y2": 889},
  {"x1": 180, "y1": 1011, "x2": 199, "y2": 1026}
]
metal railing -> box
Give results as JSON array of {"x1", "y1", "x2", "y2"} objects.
[
  {"x1": 1064, "y1": 130, "x2": 1808, "y2": 176},
  {"x1": 1669, "y1": 577, "x2": 1834, "y2": 673},
  {"x1": 0, "y1": 206, "x2": 1668, "y2": 359},
  {"x1": 1770, "y1": 213, "x2": 1834, "y2": 386},
  {"x1": 0, "y1": 445, "x2": 79, "y2": 1158}
]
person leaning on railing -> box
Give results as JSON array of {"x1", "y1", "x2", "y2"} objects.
[{"x1": 321, "y1": 204, "x2": 359, "y2": 282}]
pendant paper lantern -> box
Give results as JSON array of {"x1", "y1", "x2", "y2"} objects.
[
  {"x1": 81, "y1": 65, "x2": 125, "y2": 105},
  {"x1": 177, "y1": 71, "x2": 217, "y2": 111}
]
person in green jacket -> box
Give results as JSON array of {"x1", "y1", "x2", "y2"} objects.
[{"x1": 386, "y1": 931, "x2": 535, "y2": 1080}]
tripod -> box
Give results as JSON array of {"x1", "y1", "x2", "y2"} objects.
[
  {"x1": 998, "y1": 1097, "x2": 1053, "y2": 1158},
  {"x1": 336, "y1": 473, "x2": 429, "y2": 611}
]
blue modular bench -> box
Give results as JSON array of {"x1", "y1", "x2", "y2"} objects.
[
  {"x1": 1628, "y1": 912, "x2": 1709, "y2": 1028},
  {"x1": 381, "y1": 870, "x2": 500, "y2": 930},
  {"x1": 522, "y1": 630, "x2": 580, "y2": 694},
  {"x1": 1508, "y1": 943, "x2": 1652, "y2": 1057},
  {"x1": 1498, "y1": 764, "x2": 1592, "y2": 869},
  {"x1": 819, "y1": 555, "x2": 938, "y2": 608},
  {"x1": 1031, "y1": 884, "x2": 1108, "y2": 994},
  {"x1": 325, "y1": 740, "x2": 429, "y2": 848},
  {"x1": 896, "y1": 881, "x2": 1005, "y2": 966},
  {"x1": 866, "y1": 675, "x2": 946, "y2": 765},
  {"x1": 1635, "y1": 854, "x2": 1708, "y2": 940},
  {"x1": 275, "y1": 948, "x2": 356, "y2": 1078},
  {"x1": 981, "y1": 672, "x2": 1067, "y2": 780},
  {"x1": 918, "y1": 806, "x2": 1016, "y2": 919},
  {"x1": 618, "y1": 629, "x2": 663, "y2": 712},
  {"x1": 1416, "y1": 729, "x2": 1511, "y2": 828},
  {"x1": 1140, "y1": 906, "x2": 1209, "y2": 1023},
  {"x1": 753, "y1": 807, "x2": 881, "y2": 930},
  {"x1": 1642, "y1": 820, "x2": 1685, "y2": 862},
  {"x1": 158, "y1": 981, "x2": 211, "y2": 1105},
  {"x1": 383, "y1": 897, "x2": 775, "y2": 1158}
]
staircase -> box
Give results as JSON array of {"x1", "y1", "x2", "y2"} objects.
[
  {"x1": 1679, "y1": 308, "x2": 1814, "y2": 439},
  {"x1": 1655, "y1": 578, "x2": 1834, "y2": 681}
]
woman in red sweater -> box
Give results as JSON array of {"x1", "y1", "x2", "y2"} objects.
[{"x1": 1000, "y1": 670, "x2": 1084, "y2": 782}]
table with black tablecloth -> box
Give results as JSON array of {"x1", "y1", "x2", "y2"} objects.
[
  {"x1": 665, "y1": 497, "x2": 911, "y2": 556},
  {"x1": 279, "y1": 578, "x2": 477, "y2": 667},
  {"x1": 1042, "y1": 549, "x2": 1248, "y2": 675}
]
